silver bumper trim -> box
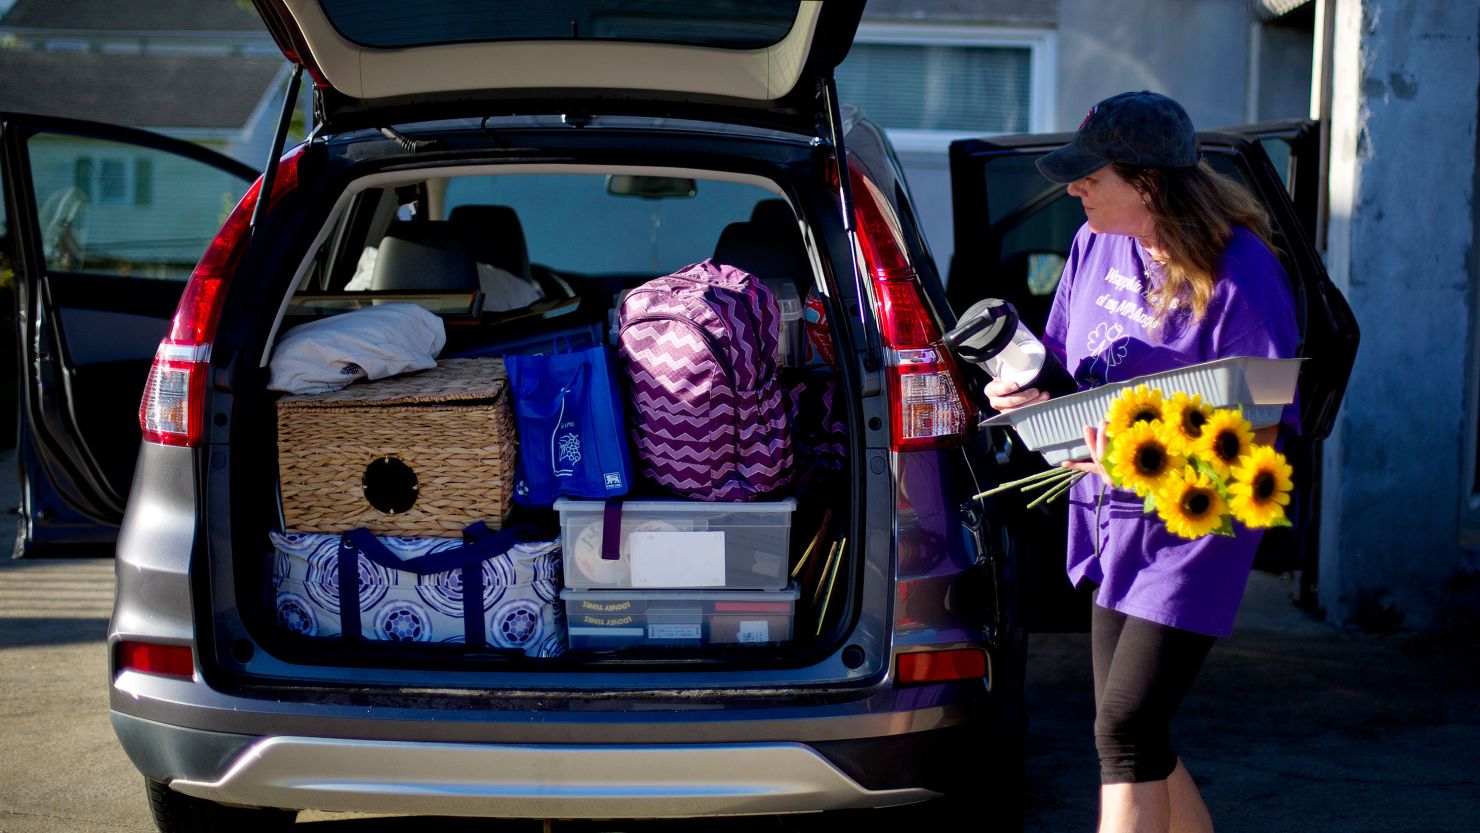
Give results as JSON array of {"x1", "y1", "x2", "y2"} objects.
[{"x1": 168, "y1": 737, "x2": 937, "y2": 818}]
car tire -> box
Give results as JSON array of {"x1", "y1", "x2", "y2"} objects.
[{"x1": 144, "y1": 778, "x2": 297, "y2": 833}]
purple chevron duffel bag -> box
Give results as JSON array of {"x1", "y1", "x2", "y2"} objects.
[{"x1": 617, "y1": 259, "x2": 795, "y2": 501}]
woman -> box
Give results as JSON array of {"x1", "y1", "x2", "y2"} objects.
[{"x1": 986, "y1": 91, "x2": 1298, "y2": 833}]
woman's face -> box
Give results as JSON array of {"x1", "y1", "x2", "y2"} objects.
[{"x1": 1066, "y1": 165, "x2": 1155, "y2": 239}]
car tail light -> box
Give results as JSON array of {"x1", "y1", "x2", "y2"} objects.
[
  {"x1": 117, "y1": 640, "x2": 194, "y2": 680},
  {"x1": 895, "y1": 648, "x2": 988, "y2": 686},
  {"x1": 140, "y1": 147, "x2": 303, "y2": 447},
  {"x1": 849, "y1": 163, "x2": 970, "y2": 451}
]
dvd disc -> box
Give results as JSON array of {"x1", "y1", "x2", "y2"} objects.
[{"x1": 570, "y1": 519, "x2": 679, "y2": 585}]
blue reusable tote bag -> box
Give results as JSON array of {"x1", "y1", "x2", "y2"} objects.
[{"x1": 504, "y1": 344, "x2": 633, "y2": 506}]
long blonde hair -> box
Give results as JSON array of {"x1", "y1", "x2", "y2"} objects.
[{"x1": 1112, "y1": 160, "x2": 1274, "y2": 328}]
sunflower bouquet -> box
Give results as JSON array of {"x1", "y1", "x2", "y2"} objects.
[{"x1": 976, "y1": 384, "x2": 1295, "y2": 539}]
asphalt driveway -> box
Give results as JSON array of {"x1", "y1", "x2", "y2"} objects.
[{"x1": 2, "y1": 446, "x2": 1477, "y2": 831}]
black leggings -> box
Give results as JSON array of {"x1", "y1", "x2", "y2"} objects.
[{"x1": 1091, "y1": 595, "x2": 1216, "y2": 784}]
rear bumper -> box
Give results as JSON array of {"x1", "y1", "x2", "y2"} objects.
[
  {"x1": 111, "y1": 674, "x2": 1002, "y2": 817},
  {"x1": 112, "y1": 711, "x2": 971, "y2": 818},
  {"x1": 161, "y1": 734, "x2": 935, "y2": 818}
]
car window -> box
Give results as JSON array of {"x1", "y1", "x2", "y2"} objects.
[
  {"x1": 24, "y1": 133, "x2": 250, "y2": 280},
  {"x1": 974, "y1": 153, "x2": 1083, "y2": 316},
  {"x1": 0, "y1": 194, "x2": 14, "y2": 450},
  {"x1": 317, "y1": 0, "x2": 802, "y2": 49},
  {"x1": 443, "y1": 173, "x2": 777, "y2": 276}
]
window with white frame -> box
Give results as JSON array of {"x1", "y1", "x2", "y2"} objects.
[
  {"x1": 836, "y1": 24, "x2": 1056, "y2": 152},
  {"x1": 73, "y1": 155, "x2": 153, "y2": 207}
]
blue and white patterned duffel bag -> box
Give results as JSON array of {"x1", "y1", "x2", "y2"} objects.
[{"x1": 269, "y1": 522, "x2": 564, "y2": 657}]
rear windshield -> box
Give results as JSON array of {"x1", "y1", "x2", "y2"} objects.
[
  {"x1": 318, "y1": 0, "x2": 801, "y2": 49},
  {"x1": 444, "y1": 173, "x2": 775, "y2": 275}
]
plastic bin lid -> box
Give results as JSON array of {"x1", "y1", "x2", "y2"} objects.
[
  {"x1": 553, "y1": 497, "x2": 798, "y2": 513},
  {"x1": 560, "y1": 582, "x2": 801, "y2": 602}
]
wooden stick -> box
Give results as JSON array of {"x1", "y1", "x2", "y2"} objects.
[
  {"x1": 816, "y1": 537, "x2": 846, "y2": 636},
  {"x1": 811, "y1": 540, "x2": 840, "y2": 609},
  {"x1": 791, "y1": 507, "x2": 833, "y2": 580}
]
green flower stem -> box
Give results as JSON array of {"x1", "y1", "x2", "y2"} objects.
[
  {"x1": 1028, "y1": 471, "x2": 1084, "y2": 509},
  {"x1": 1021, "y1": 470, "x2": 1078, "y2": 492},
  {"x1": 973, "y1": 467, "x2": 1076, "y2": 500}
]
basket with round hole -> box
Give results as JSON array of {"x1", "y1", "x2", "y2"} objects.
[{"x1": 276, "y1": 358, "x2": 515, "y2": 535}]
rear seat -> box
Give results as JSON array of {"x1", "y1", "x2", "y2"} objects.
[
  {"x1": 449, "y1": 204, "x2": 572, "y2": 303},
  {"x1": 712, "y1": 199, "x2": 810, "y2": 288},
  {"x1": 370, "y1": 220, "x2": 479, "y2": 292},
  {"x1": 448, "y1": 205, "x2": 533, "y2": 284}
]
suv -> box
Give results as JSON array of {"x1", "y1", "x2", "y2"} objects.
[{"x1": 0, "y1": 1, "x2": 1354, "y2": 829}]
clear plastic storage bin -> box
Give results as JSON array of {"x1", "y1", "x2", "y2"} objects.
[
  {"x1": 555, "y1": 498, "x2": 797, "y2": 590},
  {"x1": 561, "y1": 584, "x2": 800, "y2": 650}
]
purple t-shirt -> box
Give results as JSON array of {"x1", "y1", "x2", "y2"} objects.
[{"x1": 1041, "y1": 224, "x2": 1298, "y2": 637}]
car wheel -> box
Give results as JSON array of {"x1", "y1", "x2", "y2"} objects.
[{"x1": 145, "y1": 778, "x2": 297, "y2": 833}]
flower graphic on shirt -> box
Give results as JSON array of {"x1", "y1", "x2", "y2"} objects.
[{"x1": 1086, "y1": 321, "x2": 1129, "y2": 370}]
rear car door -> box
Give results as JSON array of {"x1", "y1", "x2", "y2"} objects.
[
  {"x1": 947, "y1": 124, "x2": 1358, "y2": 627},
  {"x1": 0, "y1": 113, "x2": 254, "y2": 555}
]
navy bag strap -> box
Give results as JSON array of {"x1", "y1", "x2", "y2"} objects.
[
  {"x1": 601, "y1": 499, "x2": 623, "y2": 561},
  {"x1": 337, "y1": 523, "x2": 531, "y2": 645}
]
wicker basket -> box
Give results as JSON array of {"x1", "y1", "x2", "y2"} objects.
[{"x1": 276, "y1": 358, "x2": 515, "y2": 536}]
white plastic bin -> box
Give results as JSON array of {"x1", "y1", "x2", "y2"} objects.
[
  {"x1": 561, "y1": 583, "x2": 800, "y2": 649},
  {"x1": 981, "y1": 356, "x2": 1304, "y2": 464},
  {"x1": 555, "y1": 498, "x2": 797, "y2": 590}
]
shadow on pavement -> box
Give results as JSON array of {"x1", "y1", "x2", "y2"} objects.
[{"x1": 0, "y1": 616, "x2": 110, "y2": 648}]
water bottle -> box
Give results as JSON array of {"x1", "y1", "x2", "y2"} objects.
[{"x1": 942, "y1": 298, "x2": 1076, "y2": 397}]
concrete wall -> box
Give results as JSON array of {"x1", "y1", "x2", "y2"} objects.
[
  {"x1": 1321, "y1": 0, "x2": 1480, "y2": 629},
  {"x1": 1256, "y1": 9, "x2": 1316, "y2": 121},
  {"x1": 1056, "y1": 0, "x2": 1250, "y2": 130}
]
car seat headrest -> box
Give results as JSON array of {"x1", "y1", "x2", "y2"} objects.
[
  {"x1": 713, "y1": 219, "x2": 810, "y2": 288},
  {"x1": 749, "y1": 199, "x2": 795, "y2": 230},
  {"x1": 370, "y1": 220, "x2": 479, "y2": 292},
  {"x1": 447, "y1": 204, "x2": 532, "y2": 281}
]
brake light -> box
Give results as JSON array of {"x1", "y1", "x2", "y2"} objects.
[
  {"x1": 895, "y1": 648, "x2": 988, "y2": 686},
  {"x1": 849, "y1": 163, "x2": 970, "y2": 450},
  {"x1": 117, "y1": 640, "x2": 194, "y2": 680},
  {"x1": 140, "y1": 147, "x2": 303, "y2": 447}
]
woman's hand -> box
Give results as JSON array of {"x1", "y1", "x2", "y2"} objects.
[
  {"x1": 1062, "y1": 422, "x2": 1108, "y2": 481},
  {"x1": 985, "y1": 377, "x2": 1049, "y2": 413}
]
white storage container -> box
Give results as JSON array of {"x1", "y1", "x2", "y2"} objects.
[
  {"x1": 561, "y1": 583, "x2": 800, "y2": 650},
  {"x1": 981, "y1": 356, "x2": 1304, "y2": 464},
  {"x1": 555, "y1": 497, "x2": 796, "y2": 590}
]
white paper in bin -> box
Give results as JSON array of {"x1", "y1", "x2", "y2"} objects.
[{"x1": 981, "y1": 356, "x2": 1304, "y2": 464}]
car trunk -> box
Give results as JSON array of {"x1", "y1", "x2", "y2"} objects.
[{"x1": 207, "y1": 123, "x2": 869, "y2": 685}]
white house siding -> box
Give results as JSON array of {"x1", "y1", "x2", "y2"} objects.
[{"x1": 25, "y1": 134, "x2": 248, "y2": 279}]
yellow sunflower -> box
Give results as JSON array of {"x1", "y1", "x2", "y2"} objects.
[
  {"x1": 1160, "y1": 392, "x2": 1214, "y2": 453},
  {"x1": 1228, "y1": 446, "x2": 1295, "y2": 528},
  {"x1": 1191, "y1": 409, "x2": 1255, "y2": 479},
  {"x1": 1156, "y1": 466, "x2": 1230, "y2": 539},
  {"x1": 1105, "y1": 385, "x2": 1165, "y2": 439},
  {"x1": 1105, "y1": 420, "x2": 1186, "y2": 497}
]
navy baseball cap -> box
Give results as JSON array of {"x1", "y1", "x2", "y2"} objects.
[{"x1": 1036, "y1": 91, "x2": 1198, "y2": 183}]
